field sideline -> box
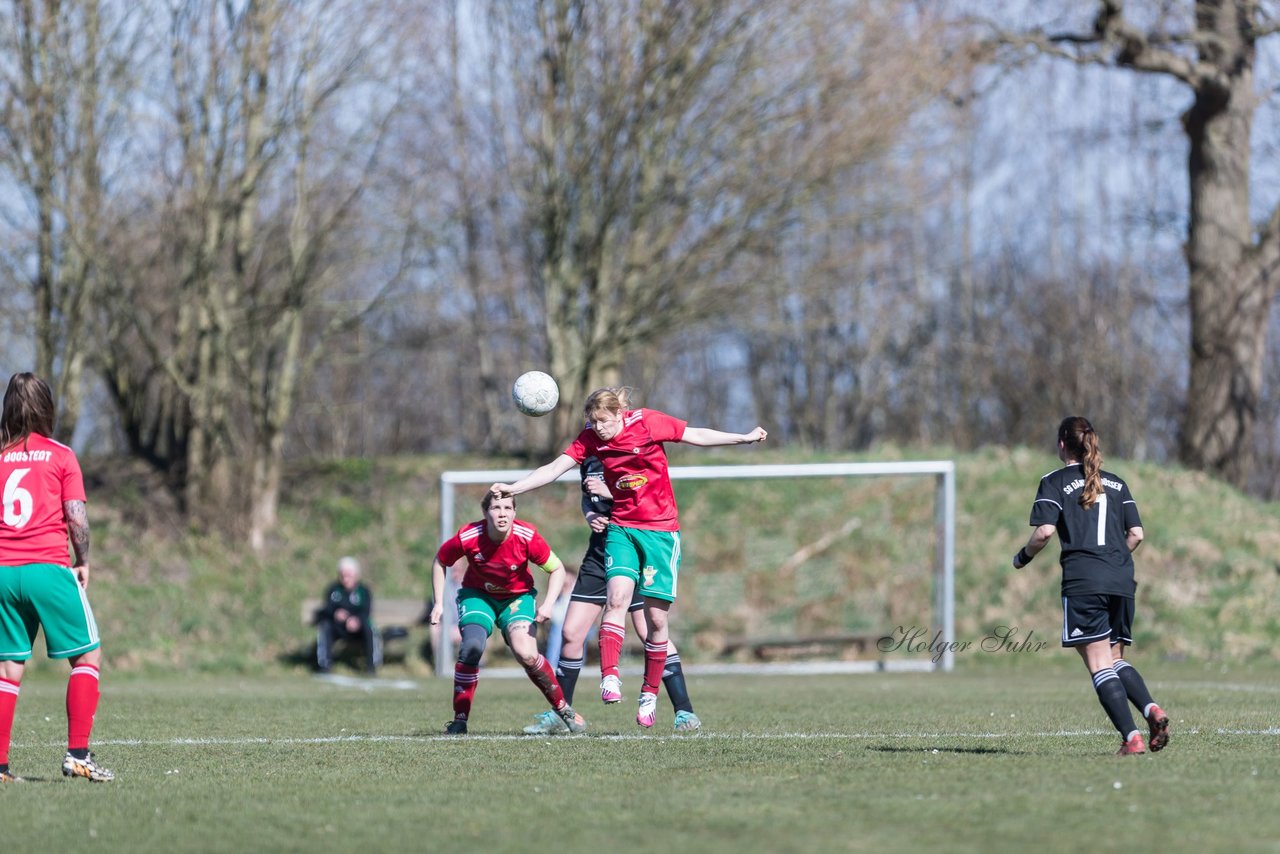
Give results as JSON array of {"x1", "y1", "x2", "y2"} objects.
[{"x1": 2, "y1": 662, "x2": 1277, "y2": 853}]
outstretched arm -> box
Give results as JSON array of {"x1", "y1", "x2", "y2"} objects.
[
  {"x1": 491, "y1": 454, "x2": 578, "y2": 497},
  {"x1": 680, "y1": 426, "x2": 767, "y2": 447}
]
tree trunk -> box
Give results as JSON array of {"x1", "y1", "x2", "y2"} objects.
[
  {"x1": 1023, "y1": 0, "x2": 1280, "y2": 488},
  {"x1": 1176, "y1": 7, "x2": 1272, "y2": 486}
]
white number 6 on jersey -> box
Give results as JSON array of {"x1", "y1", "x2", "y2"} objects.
[{"x1": 3, "y1": 468, "x2": 33, "y2": 528}]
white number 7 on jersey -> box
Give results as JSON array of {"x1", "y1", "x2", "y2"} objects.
[{"x1": 1095, "y1": 493, "x2": 1108, "y2": 546}]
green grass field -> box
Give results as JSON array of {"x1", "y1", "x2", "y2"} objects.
[{"x1": 2, "y1": 660, "x2": 1277, "y2": 853}]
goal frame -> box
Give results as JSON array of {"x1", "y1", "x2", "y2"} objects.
[{"x1": 435, "y1": 461, "x2": 956, "y2": 676}]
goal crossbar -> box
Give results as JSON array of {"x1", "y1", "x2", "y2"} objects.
[{"x1": 436, "y1": 461, "x2": 956, "y2": 675}]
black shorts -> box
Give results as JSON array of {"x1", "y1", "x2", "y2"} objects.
[
  {"x1": 1061, "y1": 594, "x2": 1133, "y2": 647},
  {"x1": 571, "y1": 531, "x2": 644, "y2": 612}
]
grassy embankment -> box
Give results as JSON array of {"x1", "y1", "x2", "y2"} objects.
[{"x1": 54, "y1": 445, "x2": 1280, "y2": 675}]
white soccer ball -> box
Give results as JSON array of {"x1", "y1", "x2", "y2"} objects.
[{"x1": 512, "y1": 371, "x2": 559, "y2": 417}]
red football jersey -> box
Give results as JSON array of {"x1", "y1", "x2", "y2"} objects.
[
  {"x1": 436, "y1": 518, "x2": 551, "y2": 597},
  {"x1": 565, "y1": 408, "x2": 687, "y2": 532},
  {"x1": 0, "y1": 434, "x2": 85, "y2": 566}
]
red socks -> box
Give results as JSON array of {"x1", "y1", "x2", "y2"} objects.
[
  {"x1": 599, "y1": 621, "x2": 626, "y2": 680},
  {"x1": 66, "y1": 664, "x2": 100, "y2": 751},
  {"x1": 452, "y1": 663, "x2": 479, "y2": 719},
  {"x1": 0, "y1": 664, "x2": 101, "y2": 765},
  {"x1": 0, "y1": 678, "x2": 19, "y2": 765},
  {"x1": 642, "y1": 640, "x2": 668, "y2": 694},
  {"x1": 524, "y1": 654, "x2": 566, "y2": 709}
]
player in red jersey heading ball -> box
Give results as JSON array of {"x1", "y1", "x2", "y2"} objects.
[{"x1": 492, "y1": 387, "x2": 766, "y2": 729}]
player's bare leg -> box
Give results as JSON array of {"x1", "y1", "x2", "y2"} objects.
[{"x1": 557, "y1": 600, "x2": 602, "y2": 705}]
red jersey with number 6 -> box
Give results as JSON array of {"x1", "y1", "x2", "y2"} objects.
[
  {"x1": 565, "y1": 408, "x2": 687, "y2": 532},
  {"x1": 0, "y1": 435, "x2": 84, "y2": 566},
  {"x1": 436, "y1": 519, "x2": 551, "y2": 597}
]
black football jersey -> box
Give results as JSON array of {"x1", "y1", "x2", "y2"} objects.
[
  {"x1": 580, "y1": 456, "x2": 613, "y2": 518},
  {"x1": 1028, "y1": 464, "x2": 1142, "y2": 597}
]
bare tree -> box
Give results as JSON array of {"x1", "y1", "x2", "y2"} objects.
[
  {"x1": 737, "y1": 3, "x2": 957, "y2": 448},
  {"x1": 98, "y1": 0, "x2": 407, "y2": 547},
  {"x1": 0, "y1": 0, "x2": 135, "y2": 441},
  {"x1": 994, "y1": 0, "x2": 1280, "y2": 487},
  {"x1": 466, "y1": 0, "x2": 906, "y2": 437}
]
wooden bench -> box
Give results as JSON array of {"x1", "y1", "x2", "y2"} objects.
[
  {"x1": 718, "y1": 632, "x2": 891, "y2": 662},
  {"x1": 301, "y1": 597, "x2": 429, "y2": 666}
]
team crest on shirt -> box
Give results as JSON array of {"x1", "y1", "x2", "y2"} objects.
[
  {"x1": 642, "y1": 566, "x2": 657, "y2": 588},
  {"x1": 616, "y1": 474, "x2": 647, "y2": 490}
]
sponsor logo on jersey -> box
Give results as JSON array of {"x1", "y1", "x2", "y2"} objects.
[
  {"x1": 484, "y1": 582, "x2": 513, "y2": 596},
  {"x1": 616, "y1": 474, "x2": 647, "y2": 490}
]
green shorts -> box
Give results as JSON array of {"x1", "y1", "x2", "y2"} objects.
[
  {"x1": 456, "y1": 588, "x2": 537, "y2": 636},
  {"x1": 0, "y1": 563, "x2": 101, "y2": 660},
  {"x1": 604, "y1": 526, "x2": 681, "y2": 602}
]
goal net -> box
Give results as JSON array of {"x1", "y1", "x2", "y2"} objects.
[{"x1": 435, "y1": 460, "x2": 956, "y2": 677}]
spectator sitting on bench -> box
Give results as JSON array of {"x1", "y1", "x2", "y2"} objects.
[{"x1": 314, "y1": 556, "x2": 381, "y2": 674}]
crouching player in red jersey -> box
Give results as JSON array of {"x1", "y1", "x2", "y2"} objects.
[
  {"x1": 429, "y1": 492, "x2": 587, "y2": 735},
  {"x1": 0, "y1": 373, "x2": 113, "y2": 782}
]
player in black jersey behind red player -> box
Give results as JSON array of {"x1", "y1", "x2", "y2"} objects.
[{"x1": 1012, "y1": 416, "x2": 1170, "y2": 756}]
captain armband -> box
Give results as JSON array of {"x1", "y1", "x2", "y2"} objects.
[{"x1": 536, "y1": 550, "x2": 564, "y2": 574}]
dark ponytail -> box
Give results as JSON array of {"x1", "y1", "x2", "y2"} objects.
[{"x1": 1, "y1": 372, "x2": 55, "y2": 450}]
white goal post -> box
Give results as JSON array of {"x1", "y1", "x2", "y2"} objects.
[{"x1": 435, "y1": 461, "x2": 956, "y2": 676}]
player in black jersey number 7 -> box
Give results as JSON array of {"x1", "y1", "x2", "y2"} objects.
[{"x1": 1012, "y1": 416, "x2": 1170, "y2": 756}]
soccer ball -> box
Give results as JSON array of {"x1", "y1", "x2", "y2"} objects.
[{"x1": 512, "y1": 371, "x2": 559, "y2": 416}]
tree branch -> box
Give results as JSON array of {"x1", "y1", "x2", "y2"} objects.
[{"x1": 977, "y1": 3, "x2": 1213, "y2": 90}]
